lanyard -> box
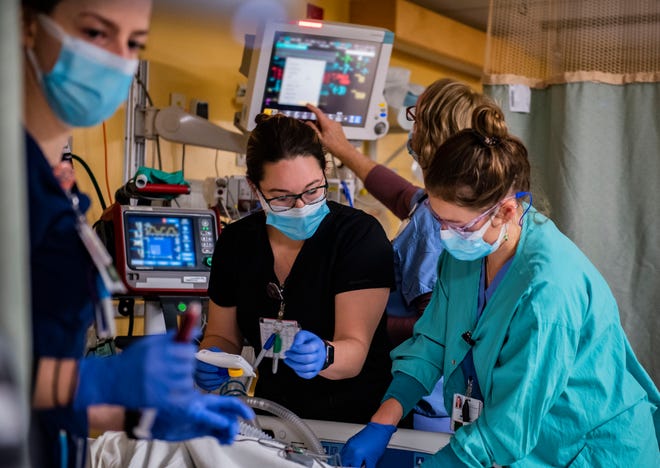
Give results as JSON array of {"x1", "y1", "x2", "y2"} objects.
[{"x1": 68, "y1": 192, "x2": 126, "y2": 338}]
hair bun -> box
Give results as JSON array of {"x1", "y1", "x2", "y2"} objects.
[{"x1": 471, "y1": 103, "x2": 507, "y2": 146}]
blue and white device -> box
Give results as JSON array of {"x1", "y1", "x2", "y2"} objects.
[{"x1": 237, "y1": 19, "x2": 394, "y2": 140}]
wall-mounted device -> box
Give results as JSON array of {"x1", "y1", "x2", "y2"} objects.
[
  {"x1": 97, "y1": 204, "x2": 219, "y2": 296},
  {"x1": 237, "y1": 19, "x2": 394, "y2": 140}
]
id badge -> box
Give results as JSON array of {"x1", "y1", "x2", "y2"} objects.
[
  {"x1": 258, "y1": 318, "x2": 300, "y2": 357},
  {"x1": 451, "y1": 393, "x2": 483, "y2": 431},
  {"x1": 75, "y1": 219, "x2": 126, "y2": 295}
]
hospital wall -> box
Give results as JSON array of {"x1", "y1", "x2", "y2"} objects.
[{"x1": 71, "y1": 0, "x2": 485, "y2": 240}]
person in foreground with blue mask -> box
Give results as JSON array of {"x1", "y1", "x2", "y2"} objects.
[
  {"x1": 21, "y1": 1, "x2": 253, "y2": 466},
  {"x1": 340, "y1": 103, "x2": 660, "y2": 467},
  {"x1": 197, "y1": 113, "x2": 395, "y2": 424}
]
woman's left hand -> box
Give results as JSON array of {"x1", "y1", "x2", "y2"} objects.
[{"x1": 283, "y1": 330, "x2": 326, "y2": 379}]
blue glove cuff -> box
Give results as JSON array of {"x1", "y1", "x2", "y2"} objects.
[
  {"x1": 74, "y1": 354, "x2": 120, "y2": 409},
  {"x1": 366, "y1": 421, "x2": 397, "y2": 436}
]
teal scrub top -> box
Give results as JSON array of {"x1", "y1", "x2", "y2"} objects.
[{"x1": 389, "y1": 208, "x2": 660, "y2": 467}]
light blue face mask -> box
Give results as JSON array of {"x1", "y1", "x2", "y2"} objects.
[
  {"x1": 406, "y1": 131, "x2": 420, "y2": 163},
  {"x1": 27, "y1": 15, "x2": 138, "y2": 127},
  {"x1": 440, "y1": 216, "x2": 508, "y2": 261},
  {"x1": 264, "y1": 200, "x2": 330, "y2": 241}
]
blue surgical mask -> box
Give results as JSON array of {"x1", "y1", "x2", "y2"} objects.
[
  {"x1": 264, "y1": 201, "x2": 330, "y2": 241},
  {"x1": 406, "y1": 131, "x2": 419, "y2": 163},
  {"x1": 440, "y1": 216, "x2": 508, "y2": 261},
  {"x1": 26, "y1": 15, "x2": 138, "y2": 127}
]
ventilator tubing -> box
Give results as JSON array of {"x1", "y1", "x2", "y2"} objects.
[{"x1": 242, "y1": 396, "x2": 325, "y2": 455}]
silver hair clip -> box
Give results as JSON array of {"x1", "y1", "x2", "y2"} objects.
[
  {"x1": 472, "y1": 130, "x2": 499, "y2": 147},
  {"x1": 482, "y1": 135, "x2": 499, "y2": 147}
]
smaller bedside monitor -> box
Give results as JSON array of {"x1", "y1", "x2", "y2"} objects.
[
  {"x1": 98, "y1": 204, "x2": 218, "y2": 296},
  {"x1": 237, "y1": 20, "x2": 394, "y2": 140}
]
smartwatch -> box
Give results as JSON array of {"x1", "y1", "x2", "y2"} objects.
[{"x1": 321, "y1": 340, "x2": 335, "y2": 370}]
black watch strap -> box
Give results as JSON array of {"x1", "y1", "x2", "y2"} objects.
[{"x1": 321, "y1": 340, "x2": 334, "y2": 370}]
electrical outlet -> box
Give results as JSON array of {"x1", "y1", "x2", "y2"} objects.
[{"x1": 170, "y1": 92, "x2": 186, "y2": 109}]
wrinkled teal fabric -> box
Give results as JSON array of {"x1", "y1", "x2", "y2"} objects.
[{"x1": 389, "y1": 208, "x2": 659, "y2": 466}]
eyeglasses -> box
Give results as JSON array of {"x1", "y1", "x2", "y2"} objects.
[
  {"x1": 405, "y1": 105, "x2": 416, "y2": 122},
  {"x1": 426, "y1": 200, "x2": 501, "y2": 238},
  {"x1": 258, "y1": 183, "x2": 328, "y2": 212},
  {"x1": 426, "y1": 192, "x2": 532, "y2": 238}
]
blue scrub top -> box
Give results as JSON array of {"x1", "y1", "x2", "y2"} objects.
[
  {"x1": 26, "y1": 130, "x2": 94, "y2": 467},
  {"x1": 460, "y1": 258, "x2": 512, "y2": 402},
  {"x1": 389, "y1": 189, "x2": 443, "y2": 318}
]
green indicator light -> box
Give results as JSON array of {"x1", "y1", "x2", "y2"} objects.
[{"x1": 177, "y1": 302, "x2": 187, "y2": 312}]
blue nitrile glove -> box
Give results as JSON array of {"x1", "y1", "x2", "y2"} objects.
[
  {"x1": 74, "y1": 330, "x2": 196, "y2": 410},
  {"x1": 195, "y1": 346, "x2": 230, "y2": 391},
  {"x1": 283, "y1": 330, "x2": 326, "y2": 379},
  {"x1": 151, "y1": 392, "x2": 255, "y2": 444},
  {"x1": 340, "y1": 422, "x2": 396, "y2": 468}
]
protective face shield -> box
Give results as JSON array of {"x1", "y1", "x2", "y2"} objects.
[
  {"x1": 440, "y1": 215, "x2": 508, "y2": 261},
  {"x1": 263, "y1": 200, "x2": 330, "y2": 241},
  {"x1": 26, "y1": 15, "x2": 139, "y2": 127}
]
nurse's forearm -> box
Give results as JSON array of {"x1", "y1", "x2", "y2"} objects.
[
  {"x1": 32, "y1": 357, "x2": 78, "y2": 408},
  {"x1": 88, "y1": 405, "x2": 124, "y2": 431},
  {"x1": 199, "y1": 333, "x2": 241, "y2": 355},
  {"x1": 319, "y1": 337, "x2": 368, "y2": 380},
  {"x1": 371, "y1": 398, "x2": 404, "y2": 426}
]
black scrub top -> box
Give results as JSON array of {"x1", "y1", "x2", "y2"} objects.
[{"x1": 209, "y1": 201, "x2": 394, "y2": 423}]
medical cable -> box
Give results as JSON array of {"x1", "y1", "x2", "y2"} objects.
[
  {"x1": 340, "y1": 180, "x2": 353, "y2": 207},
  {"x1": 134, "y1": 73, "x2": 154, "y2": 106},
  {"x1": 70, "y1": 153, "x2": 107, "y2": 210},
  {"x1": 181, "y1": 144, "x2": 186, "y2": 177},
  {"x1": 253, "y1": 438, "x2": 341, "y2": 467}
]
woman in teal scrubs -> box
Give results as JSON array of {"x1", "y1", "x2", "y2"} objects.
[{"x1": 340, "y1": 103, "x2": 660, "y2": 467}]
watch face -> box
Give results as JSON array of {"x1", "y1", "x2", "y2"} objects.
[{"x1": 323, "y1": 341, "x2": 334, "y2": 369}]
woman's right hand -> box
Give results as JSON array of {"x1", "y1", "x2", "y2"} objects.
[
  {"x1": 306, "y1": 104, "x2": 355, "y2": 157},
  {"x1": 194, "y1": 346, "x2": 229, "y2": 391},
  {"x1": 340, "y1": 422, "x2": 396, "y2": 468}
]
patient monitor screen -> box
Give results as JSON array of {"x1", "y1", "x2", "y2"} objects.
[
  {"x1": 262, "y1": 32, "x2": 381, "y2": 127},
  {"x1": 239, "y1": 21, "x2": 393, "y2": 140},
  {"x1": 126, "y1": 214, "x2": 202, "y2": 270}
]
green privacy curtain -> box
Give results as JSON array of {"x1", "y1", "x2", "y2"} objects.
[{"x1": 483, "y1": 0, "x2": 660, "y2": 384}]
